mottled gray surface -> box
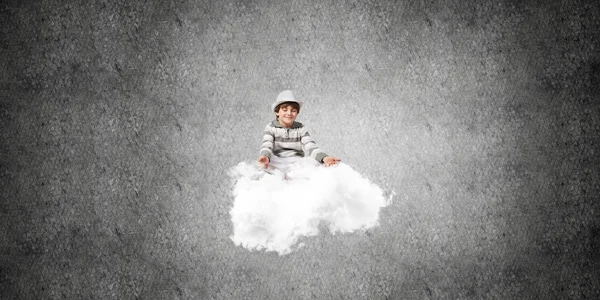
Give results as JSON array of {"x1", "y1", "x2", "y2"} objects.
[{"x1": 1, "y1": 0, "x2": 599, "y2": 299}]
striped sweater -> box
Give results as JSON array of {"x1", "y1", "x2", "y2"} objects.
[{"x1": 260, "y1": 119, "x2": 328, "y2": 162}]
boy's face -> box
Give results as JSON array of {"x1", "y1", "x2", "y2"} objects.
[{"x1": 276, "y1": 104, "x2": 298, "y2": 127}]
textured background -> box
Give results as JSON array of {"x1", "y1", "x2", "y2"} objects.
[{"x1": 1, "y1": 0, "x2": 599, "y2": 299}]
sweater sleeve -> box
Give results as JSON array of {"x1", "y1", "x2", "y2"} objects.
[
  {"x1": 300, "y1": 126, "x2": 328, "y2": 162},
  {"x1": 259, "y1": 124, "x2": 274, "y2": 159}
]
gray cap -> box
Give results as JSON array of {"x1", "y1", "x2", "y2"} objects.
[{"x1": 271, "y1": 90, "x2": 304, "y2": 111}]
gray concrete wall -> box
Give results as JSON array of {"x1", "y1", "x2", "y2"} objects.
[{"x1": 1, "y1": 0, "x2": 599, "y2": 299}]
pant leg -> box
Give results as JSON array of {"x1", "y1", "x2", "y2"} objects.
[
  {"x1": 286, "y1": 157, "x2": 321, "y2": 179},
  {"x1": 268, "y1": 156, "x2": 301, "y2": 174}
]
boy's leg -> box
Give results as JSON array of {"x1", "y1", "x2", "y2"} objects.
[
  {"x1": 286, "y1": 157, "x2": 320, "y2": 179},
  {"x1": 262, "y1": 156, "x2": 301, "y2": 180},
  {"x1": 268, "y1": 156, "x2": 300, "y2": 174}
]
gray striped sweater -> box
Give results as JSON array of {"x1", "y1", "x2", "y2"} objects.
[{"x1": 260, "y1": 119, "x2": 328, "y2": 162}]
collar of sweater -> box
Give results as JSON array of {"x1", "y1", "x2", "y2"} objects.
[{"x1": 271, "y1": 119, "x2": 303, "y2": 129}]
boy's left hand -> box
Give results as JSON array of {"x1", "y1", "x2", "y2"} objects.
[{"x1": 323, "y1": 156, "x2": 341, "y2": 167}]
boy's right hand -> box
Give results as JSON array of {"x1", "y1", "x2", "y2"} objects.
[{"x1": 258, "y1": 156, "x2": 269, "y2": 168}]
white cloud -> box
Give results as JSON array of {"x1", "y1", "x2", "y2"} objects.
[{"x1": 229, "y1": 161, "x2": 392, "y2": 255}]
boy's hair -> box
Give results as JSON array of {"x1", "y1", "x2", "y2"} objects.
[{"x1": 274, "y1": 101, "x2": 300, "y2": 113}]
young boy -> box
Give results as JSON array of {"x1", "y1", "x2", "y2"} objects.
[{"x1": 257, "y1": 90, "x2": 341, "y2": 174}]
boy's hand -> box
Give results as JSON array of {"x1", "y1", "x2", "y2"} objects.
[
  {"x1": 258, "y1": 155, "x2": 270, "y2": 168},
  {"x1": 323, "y1": 156, "x2": 341, "y2": 167}
]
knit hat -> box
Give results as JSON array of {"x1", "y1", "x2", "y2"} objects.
[{"x1": 271, "y1": 90, "x2": 304, "y2": 112}]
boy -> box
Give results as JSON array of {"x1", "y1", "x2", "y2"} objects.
[{"x1": 257, "y1": 90, "x2": 341, "y2": 174}]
